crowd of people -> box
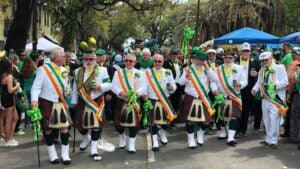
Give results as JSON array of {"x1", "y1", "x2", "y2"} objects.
[{"x1": 0, "y1": 41, "x2": 299, "y2": 165}]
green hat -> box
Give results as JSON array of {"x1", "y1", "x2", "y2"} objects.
[
  {"x1": 293, "y1": 48, "x2": 300, "y2": 55},
  {"x1": 193, "y1": 51, "x2": 207, "y2": 60},
  {"x1": 264, "y1": 47, "x2": 273, "y2": 52},
  {"x1": 192, "y1": 46, "x2": 200, "y2": 53},
  {"x1": 95, "y1": 48, "x2": 106, "y2": 56}
]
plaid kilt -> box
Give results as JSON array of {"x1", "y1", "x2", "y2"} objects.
[
  {"x1": 73, "y1": 96, "x2": 104, "y2": 130},
  {"x1": 221, "y1": 98, "x2": 241, "y2": 118},
  {"x1": 114, "y1": 98, "x2": 140, "y2": 127},
  {"x1": 38, "y1": 98, "x2": 53, "y2": 131},
  {"x1": 149, "y1": 99, "x2": 169, "y2": 125},
  {"x1": 182, "y1": 94, "x2": 211, "y2": 122}
]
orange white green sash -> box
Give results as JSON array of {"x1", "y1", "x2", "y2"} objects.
[
  {"x1": 216, "y1": 65, "x2": 242, "y2": 110},
  {"x1": 184, "y1": 67, "x2": 215, "y2": 116},
  {"x1": 41, "y1": 64, "x2": 69, "y2": 111},
  {"x1": 260, "y1": 68, "x2": 288, "y2": 115},
  {"x1": 78, "y1": 87, "x2": 105, "y2": 122},
  {"x1": 145, "y1": 69, "x2": 177, "y2": 121},
  {"x1": 116, "y1": 69, "x2": 140, "y2": 113}
]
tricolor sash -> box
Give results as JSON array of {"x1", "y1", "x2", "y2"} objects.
[
  {"x1": 78, "y1": 87, "x2": 105, "y2": 122},
  {"x1": 184, "y1": 67, "x2": 215, "y2": 116},
  {"x1": 41, "y1": 64, "x2": 69, "y2": 111},
  {"x1": 260, "y1": 68, "x2": 288, "y2": 115},
  {"x1": 145, "y1": 69, "x2": 177, "y2": 121},
  {"x1": 116, "y1": 69, "x2": 140, "y2": 114},
  {"x1": 216, "y1": 65, "x2": 242, "y2": 110}
]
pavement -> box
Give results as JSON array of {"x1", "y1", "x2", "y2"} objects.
[{"x1": 0, "y1": 124, "x2": 299, "y2": 169}]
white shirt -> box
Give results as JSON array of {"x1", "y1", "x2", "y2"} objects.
[
  {"x1": 111, "y1": 68, "x2": 147, "y2": 100},
  {"x1": 71, "y1": 66, "x2": 112, "y2": 104},
  {"x1": 145, "y1": 68, "x2": 177, "y2": 100},
  {"x1": 253, "y1": 63, "x2": 288, "y2": 100},
  {"x1": 179, "y1": 65, "x2": 218, "y2": 98},
  {"x1": 31, "y1": 62, "x2": 70, "y2": 103},
  {"x1": 216, "y1": 63, "x2": 248, "y2": 98}
]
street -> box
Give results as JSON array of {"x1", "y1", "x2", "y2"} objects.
[{"x1": 0, "y1": 124, "x2": 299, "y2": 169}]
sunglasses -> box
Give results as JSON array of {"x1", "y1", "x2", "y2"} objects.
[
  {"x1": 154, "y1": 60, "x2": 162, "y2": 63},
  {"x1": 84, "y1": 58, "x2": 95, "y2": 62},
  {"x1": 125, "y1": 59, "x2": 135, "y2": 63},
  {"x1": 242, "y1": 50, "x2": 250, "y2": 53},
  {"x1": 261, "y1": 59, "x2": 269, "y2": 62},
  {"x1": 224, "y1": 57, "x2": 234, "y2": 59}
]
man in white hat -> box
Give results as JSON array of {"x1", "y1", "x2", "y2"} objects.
[
  {"x1": 236, "y1": 42, "x2": 261, "y2": 137},
  {"x1": 252, "y1": 51, "x2": 288, "y2": 149},
  {"x1": 135, "y1": 47, "x2": 153, "y2": 71}
]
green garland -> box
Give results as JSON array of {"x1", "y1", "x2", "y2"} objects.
[
  {"x1": 139, "y1": 57, "x2": 153, "y2": 69},
  {"x1": 212, "y1": 93, "x2": 225, "y2": 122},
  {"x1": 182, "y1": 26, "x2": 195, "y2": 57},
  {"x1": 27, "y1": 108, "x2": 42, "y2": 140},
  {"x1": 142, "y1": 101, "x2": 153, "y2": 127}
]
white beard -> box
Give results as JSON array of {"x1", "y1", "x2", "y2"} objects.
[
  {"x1": 84, "y1": 62, "x2": 96, "y2": 70},
  {"x1": 224, "y1": 63, "x2": 233, "y2": 67}
]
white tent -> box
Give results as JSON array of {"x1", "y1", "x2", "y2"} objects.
[
  {"x1": 199, "y1": 39, "x2": 214, "y2": 48},
  {"x1": 25, "y1": 37, "x2": 63, "y2": 52}
]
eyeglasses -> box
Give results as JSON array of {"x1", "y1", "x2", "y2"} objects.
[
  {"x1": 261, "y1": 59, "x2": 269, "y2": 62},
  {"x1": 84, "y1": 58, "x2": 95, "y2": 62},
  {"x1": 125, "y1": 59, "x2": 135, "y2": 63},
  {"x1": 242, "y1": 50, "x2": 250, "y2": 53},
  {"x1": 154, "y1": 60, "x2": 162, "y2": 63}
]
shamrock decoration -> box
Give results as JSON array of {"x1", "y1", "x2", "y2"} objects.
[
  {"x1": 165, "y1": 70, "x2": 171, "y2": 76},
  {"x1": 135, "y1": 72, "x2": 141, "y2": 78},
  {"x1": 232, "y1": 67, "x2": 238, "y2": 73},
  {"x1": 61, "y1": 71, "x2": 68, "y2": 78}
]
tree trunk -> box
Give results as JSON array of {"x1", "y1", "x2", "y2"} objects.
[{"x1": 4, "y1": 0, "x2": 35, "y2": 54}]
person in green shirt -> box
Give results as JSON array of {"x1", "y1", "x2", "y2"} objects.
[
  {"x1": 281, "y1": 42, "x2": 293, "y2": 66},
  {"x1": 288, "y1": 48, "x2": 300, "y2": 150}
]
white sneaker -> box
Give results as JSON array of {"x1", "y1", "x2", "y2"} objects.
[
  {"x1": 97, "y1": 138, "x2": 115, "y2": 152},
  {"x1": 12, "y1": 139, "x2": 19, "y2": 146},
  {"x1": 4, "y1": 140, "x2": 18, "y2": 147}
]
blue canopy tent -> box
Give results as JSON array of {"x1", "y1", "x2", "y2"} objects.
[
  {"x1": 280, "y1": 32, "x2": 300, "y2": 43},
  {"x1": 214, "y1": 27, "x2": 280, "y2": 45}
]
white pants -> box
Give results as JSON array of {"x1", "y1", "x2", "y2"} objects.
[{"x1": 262, "y1": 99, "x2": 281, "y2": 145}]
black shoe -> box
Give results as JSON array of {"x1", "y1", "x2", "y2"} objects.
[
  {"x1": 269, "y1": 144, "x2": 277, "y2": 149},
  {"x1": 280, "y1": 133, "x2": 290, "y2": 138},
  {"x1": 61, "y1": 158, "x2": 71, "y2": 165},
  {"x1": 160, "y1": 140, "x2": 167, "y2": 145},
  {"x1": 80, "y1": 146, "x2": 88, "y2": 151},
  {"x1": 50, "y1": 159, "x2": 59, "y2": 164},
  {"x1": 197, "y1": 142, "x2": 203, "y2": 146},
  {"x1": 90, "y1": 154, "x2": 102, "y2": 161},
  {"x1": 128, "y1": 150, "x2": 136, "y2": 154},
  {"x1": 152, "y1": 147, "x2": 159, "y2": 152},
  {"x1": 217, "y1": 136, "x2": 227, "y2": 140},
  {"x1": 259, "y1": 141, "x2": 269, "y2": 146},
  {"x1": 227, "y1": 141, "x2": 236, "y2": 147},
  {"x1": 119, "y1": 146, "x2": 126, "y2": 149},
  {"x1": 188, "y1": 146, "x2": 196, "y2": 149},
  {"x1": 232, "y1": 140, "x2": 237, "y2": 145}
]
